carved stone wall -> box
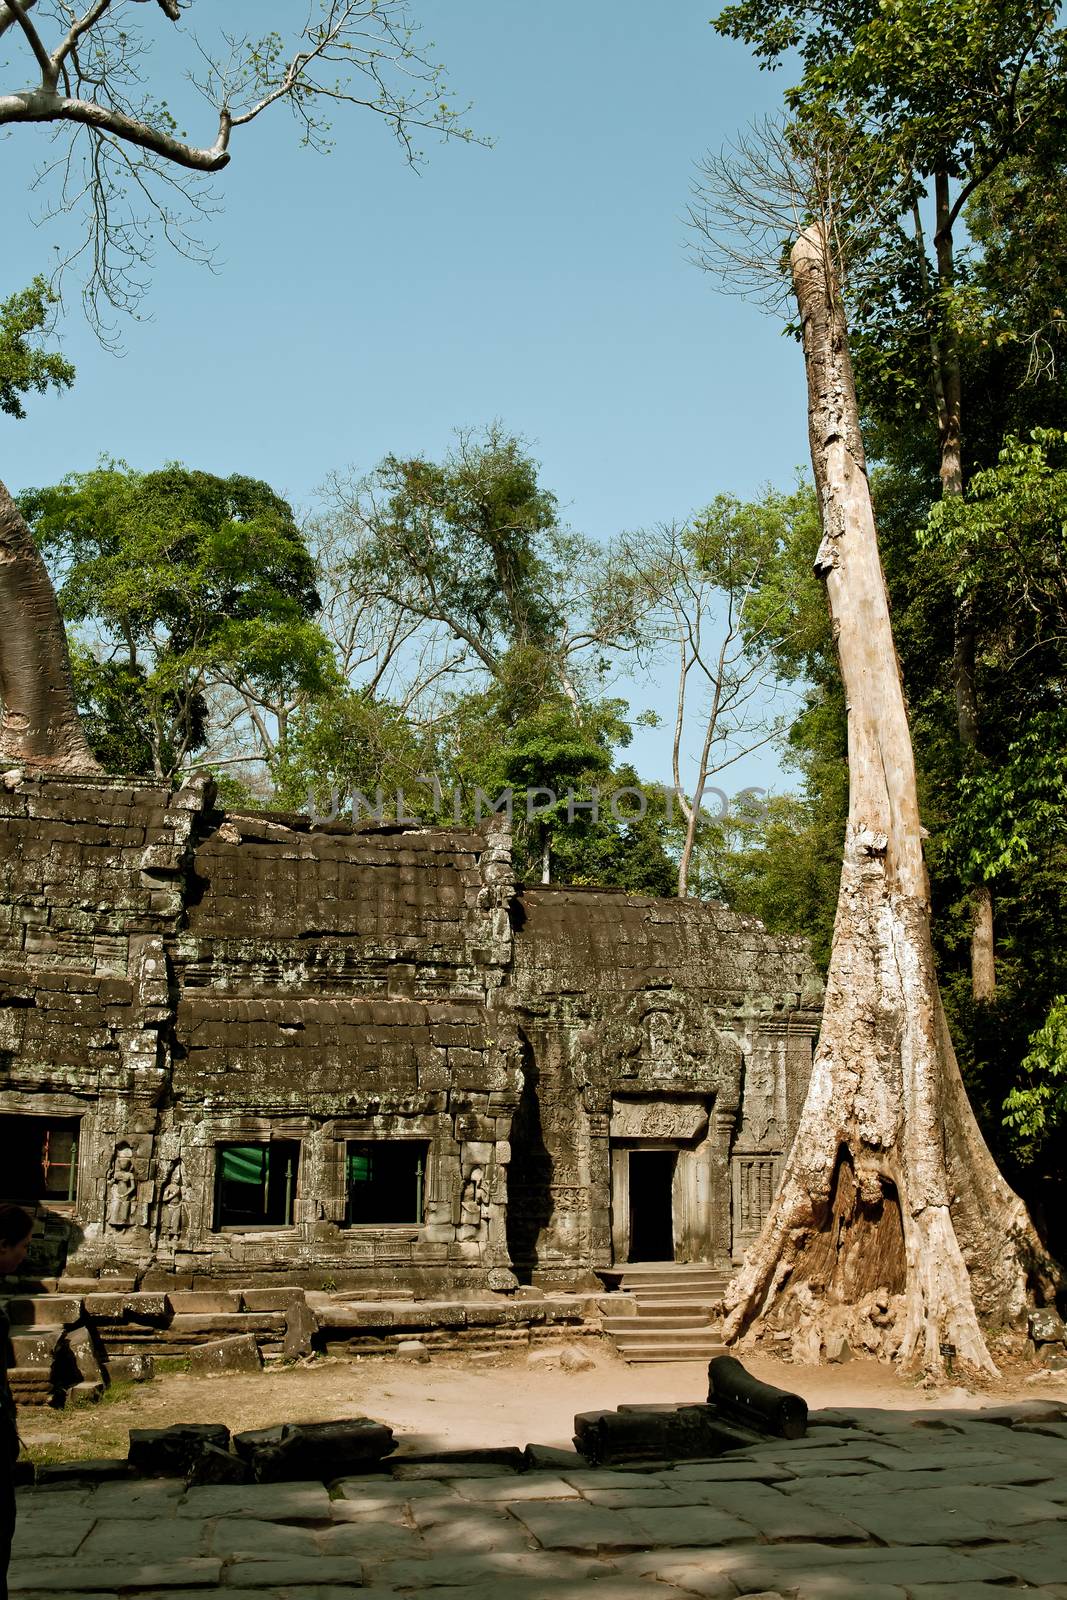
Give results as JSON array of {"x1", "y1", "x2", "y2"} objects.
[
  {"x1": 505, "y1": 886, "x2": 822, "y2": 1283},
  {"x1": 0, "y1": 774, "x2": 822, "y2": 1291}
]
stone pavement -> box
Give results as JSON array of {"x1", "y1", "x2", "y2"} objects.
[{"x1": 9, "y1": 1404, "x2": 1067, "y2": 1599}]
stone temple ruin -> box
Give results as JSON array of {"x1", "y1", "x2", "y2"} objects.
[{"x1": 0, "y1": 771, "x2": 822, "y2": 1298}]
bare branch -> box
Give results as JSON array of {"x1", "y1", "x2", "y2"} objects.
[{"x1": 4, "y1": 0, "x2": 54, "y2": 83}]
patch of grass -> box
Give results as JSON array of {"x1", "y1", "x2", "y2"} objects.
[{"x1": 154, "y1": 1356, "x2": 190, "y2": 1374}]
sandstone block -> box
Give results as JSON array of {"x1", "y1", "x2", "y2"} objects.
[
  {"x1": 169, "y1": 1291, "x2": 243, "y2": 1314},
  {"x1": 187, "y1": 1334, "x2": 262, "y2": 1376},
  {"x1": 252, "y1": 1418, "x2": 396, "y2": 1483},
  {"x1": 282, "y1": 1297, "x2": 318, "y2": 1359},
  {"x1": 232, "y1": 1424, "x2": 286, "y2": 1461},
  {"x1": 186, "y1": 1443, "x2": 253, "y2": 1487},
  {"x1": 559, "y1": 1343, "x2": 596, "y2": 1373},
  {"x1": 128, "y1": 1422, "x2": 230, "y2": 1475},
  {"x1": 396, "y1": 1339, "x2": 430, "y2": 1362},
  {"x1": 9, "y1": 1327, "x2": 62, "y2": 1368},
  {"x1": 170, "y1": 1312, "x2": 285, "y2": 1335},
  {"x1": 67, "y1": 1326, "x2": 105, "y2": 1386},
  {"x1": 241, "y1": 1287, "x2": 306, "y2": 1312},
  {"x1": 106, "y1": 1353, "x2": 155, "y2": 1383},
  {"x1": 66, "y1": 1380, "x2": 105, "y2": 1404},
  {"x1": 2, "y1": 1295, "x2": 81, "y2": 1327}
]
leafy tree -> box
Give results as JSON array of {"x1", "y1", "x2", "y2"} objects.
[
  {"x1": 22, "y1": 463, "x2": 335, "y2": 780},
  {"x1": 325, "y1": 426, "x2": 642, "y2": 714},
  {"x1": 0, "y1": 278, "x2": 75, "y2": 420},
  {"x1": 712, "y1": 0, "x2": 1067, "y2": 999},
  {"x1": 271, "y1": 687, "x2": 430, "y2": 820},
  {"x1": 0, "y1": 0, "x2": 479, "y2": 773}
]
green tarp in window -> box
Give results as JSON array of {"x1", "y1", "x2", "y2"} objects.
[{"x1": 221, "y1": 1145, "x2": 268, "y2": 1187}]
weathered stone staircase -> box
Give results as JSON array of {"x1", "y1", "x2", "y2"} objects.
[{"x1": 600, "y1": 1263, "x2": 731, "y2": 1362}]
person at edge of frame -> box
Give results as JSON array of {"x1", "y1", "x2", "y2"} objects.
[{"x1": 0, "y1": 1205, "x2": 35, "y2": 1600}]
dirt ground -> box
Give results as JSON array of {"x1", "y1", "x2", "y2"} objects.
[{"x1": 19, "y1": 1340, "x2": 1067, "y2": 1466}]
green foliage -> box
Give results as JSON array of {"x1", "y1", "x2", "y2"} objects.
[
  {"x1": 272, "y1": 688, "x2": 429, "y2": 817},
  {"x1": 1004, "y1": 1000, "x2": 1067, "y2": 1164},
  {"x1": 21, "y1": 463, "x2": 334, "y2": 780},
  {"x1": 349, "y1": 424, "x2": 631, "y2": 686},
  {"x1": 0, "y1": 277, "x2": 75, "y2": 419}
]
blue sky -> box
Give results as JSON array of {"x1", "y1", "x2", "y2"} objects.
[{"x1": 1, "y1": 1, "x2": 812, "y2": 795}]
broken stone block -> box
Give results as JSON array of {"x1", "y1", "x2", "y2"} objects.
[
  {"x1": 396, "y1": 1339, "x2": 430, "y2": 1362},
  {"x1": 574, "y1": 1403, "x2": 760, "y2": 1466},
  {"x1": 8, "y1": 1326, "x2": 62, "y2": 1368},
  {"x1": 242, "y1": 1287, "x2": 306, "y2": 1312},
  {"x1": 186, "y1": 1443, "x2": 253, "y2": 1486},
  {"x1": 67, "y1": 1380, "x2": 105, "y2": 1404},
  {"x1": 107, "y1": 1353, "x2": 155, "y2": 1383},
  {"x1": 232, "y1": 1424, "x2": 286, "y2": 1461},
  {"x1": 282, "y1": 1297, "x2": 318, "y2": 1359},
  {"x1": 128, "y1": 1422, "x2": 231, "y2": 1476},
  {"x1": 558, "y1": 1343, "x2": 596, "y2": 1373},
  {"x1": 187, "y1": 1333, "x2": 262, "y2": 1375},
  {"x1": 826, "y1": 1337, "x2": 853, "y2": 1364},
  {"x1": 252, "y1": 1418, "x2": 396, "y2": 1482},
  {"x1": 707, "y1": 1354, "x2": 808, "y2": 1439},
  {"x1": 1029, "y1": 1308, "x2": 1067, "y2": 1345},
  {"x1": 487, "y1": 1267, "x2": 518, "y2": 1294},
  {"x1": 1043, "y1": 1351, "x2": 1067, "y2": 1372},
  {"x1": 67, "y1": 1326, "x2": 105, "y2": 1386}
]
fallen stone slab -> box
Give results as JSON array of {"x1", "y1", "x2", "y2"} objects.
[
  {"x1": 105, "y1": 1352, "x2": 154, "y2": 1383},
  {"x1": 707, "y1": 1353, "x2": 807, "y2": 1439},
  {"x1": 574, "y1": 1403, "x2": 760, "y2": 1466},
  {"x1": 186, "y1": 1442, "x2": 253, "y2": 1487},
  {"x1": 67, "y1": 1326, "x2": 105, "y2": 1387},
  {"x1": 232, "y1": 1424, "x2": 286, "y2": 1461},
  {"x1": 128, "y1": 1422, "x2": 230, "y2": 1476},
  {"x1": 8, "y1": 1326, "x2": 63, "y2": 1367},
  {"x1": 187, "y1": 1333, "x2": 262, "y2": 1375},
  {"x1": 281, "y1": 1296, "x2": 318, "y2": 1358},
  {"x1": 250, "y1": 1418, "x2": 396, "y2": 1483}
]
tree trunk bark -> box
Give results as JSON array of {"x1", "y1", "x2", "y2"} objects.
[
  {"x1": 722, "y1": 224, "x2": 1056, "y2": 1376},
  {"x1": 0, "y1": 477, "x2": 100, "y2": 773},
  {"x1": 934, "y1": 170, "x2": 996, "y2": 1002}
]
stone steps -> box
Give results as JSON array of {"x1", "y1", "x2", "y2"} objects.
[
  {"x1": 608, "y1": 1337, "x2": 729, "y2": 1362},
  {"x1": 599, "y1": 1263, "x2": 731, "y2": 1364},
  {"x1": 602, "y1": 1313, "x2": 712, "y2": 1335}
]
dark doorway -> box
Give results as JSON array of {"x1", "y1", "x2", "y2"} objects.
[{"x1": 628, "y1": 1150, "x2": 676, "y2": 1262}]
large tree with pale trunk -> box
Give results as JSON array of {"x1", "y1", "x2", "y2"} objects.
[
  {"x1": 0, "y1": 0, "x2": 478, "y2": 774},
  {"x1": 717, "y1": 207, "x2": 1058, "y2": 1374},
  {"x1": 711, "y1": 0, "x2": 1067, "y2": 1004}
]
